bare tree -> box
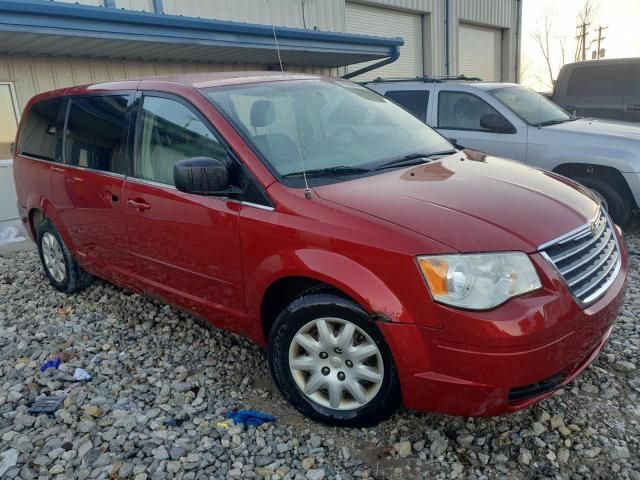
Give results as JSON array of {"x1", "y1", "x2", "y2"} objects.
[{"x1": 530, "y1": 9, "x2": 555, "y2": 89}]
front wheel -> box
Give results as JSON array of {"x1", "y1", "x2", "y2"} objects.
[
  {"x1": 574, "y1": 176, "x2": 632, "y2": 227},
  {"x1": 268, "y1": 293, "x2": 401, "y2": 427}
]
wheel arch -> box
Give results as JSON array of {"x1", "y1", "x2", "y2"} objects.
[
  {"x1": 552, "y1": 163, "x2": 636, "y2": 208},
  {"x1": 248, "y1": 249, "x2": 411, "y2": 346},
  {"x1": 26, "y1": 196, "x2": 77, "y2": 251}
]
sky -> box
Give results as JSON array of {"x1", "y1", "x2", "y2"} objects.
[{"x1": 520, "y1": 0, "x2": 640, "y2": 91}]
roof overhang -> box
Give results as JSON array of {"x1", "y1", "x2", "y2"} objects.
[{"x1": 0, "y1": 0, "x2": 403, "y2": 68}]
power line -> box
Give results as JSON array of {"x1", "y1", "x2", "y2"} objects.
[
  {"x1": 576, "y1": 21, "x2": 589, "y2": 61},
  {"x1": 593, "y1": 25, "x2": 607, "y2": 59}
]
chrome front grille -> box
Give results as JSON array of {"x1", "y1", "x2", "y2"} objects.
[{"x1": 539, "y1": 209, "x2": 621, "y2": 306}]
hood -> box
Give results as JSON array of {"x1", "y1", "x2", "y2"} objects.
[
  {"x1": 544, "y1": 117, "x2": 640, "y2": 139},
  {"x1": 314, "y1": 151, "x2": 599, "y2": 253}
]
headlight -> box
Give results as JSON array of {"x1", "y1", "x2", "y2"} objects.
[{"x1": 417, "y1": 252, "x2": 542, "y2": 310}]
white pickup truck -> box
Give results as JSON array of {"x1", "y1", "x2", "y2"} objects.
[{"x1": 366, "y1": 78, "x2": 640, "y2": 226}]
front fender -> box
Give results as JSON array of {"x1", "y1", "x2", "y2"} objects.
[{"x1": 246, "y1": 248, "x2": 416, "y2": 344}]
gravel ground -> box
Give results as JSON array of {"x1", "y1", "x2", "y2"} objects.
[{"x1": 0, "y1": 219, "x2": 638, "y2": 480}]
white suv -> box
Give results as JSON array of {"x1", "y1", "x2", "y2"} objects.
[{"x1": 366, "y1": 78, "x2": 640, "y2": 226}]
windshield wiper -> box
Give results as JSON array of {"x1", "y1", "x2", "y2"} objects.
[
  {"x1": 373, "y1": 150, "x2": 458, "y2": 171},
  {"x1": 537, "y1": 118, "x2": 578, "y2": 127},
  {"x1": 281, "y1": 165, "x2": 370, "y2": 179}
]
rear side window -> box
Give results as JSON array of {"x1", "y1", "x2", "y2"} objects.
[
  {"x1": 567, "y1": 64, "x2": 631, "y2": 96},
  {"x1": 384, "y1": 90, "x2": 429, "y2": 120},
  {"x1": 18, "y1": 97, "x2": 62, "y2": 162},
  {"x1": 64, "y1": 95, "x2": 129, "y2": 174}
]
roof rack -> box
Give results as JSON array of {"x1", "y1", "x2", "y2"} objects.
[{"x1": 364, "y1": 75, "x2": 483, "y2": 84}]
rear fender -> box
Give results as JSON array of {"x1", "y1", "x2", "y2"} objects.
[{"x1": 26, "y1": 195, "x2": 77, "y2": 253}]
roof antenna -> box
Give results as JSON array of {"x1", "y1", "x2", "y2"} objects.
[{"x1": 266, "y1": 0, "x2": 312, "y2": 199}]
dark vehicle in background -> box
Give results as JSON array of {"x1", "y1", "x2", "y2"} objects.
[{"x1": 553, "y1": 58, "x2": 640, "y2": 122}]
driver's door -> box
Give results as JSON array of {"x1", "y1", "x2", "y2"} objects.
[
  {"x1": 434, "y1": 88, "x2": 527, "y2": 161},
  {"x1": 123, "y1": 93, "x2": 244, "y2": 326}
]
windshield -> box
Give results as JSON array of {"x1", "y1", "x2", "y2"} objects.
[
  {"x1": 203, "y1": 79, "x2": 452, "y2": 185},
  {"x1": 492, "y1": 86, "x2": 571, "y2": 126}
]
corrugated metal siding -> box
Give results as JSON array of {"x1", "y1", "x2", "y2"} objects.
[
  {"x1": 358, "y1": 0, "x2": 434, "y2": 11},
  {"x1": 0, "y1": 56, "x2": 249, "y2": 113},
  {"x1": 0, "y1": 55, "x2": 335, "y2": 114},
  {"x1": 115, "y1": 0, "x2": 154, "y2": 11},
  {"x1": 456, "y1": 0, "x2": 514, "y2": 27},
  {"x1": 54, "y1": 0, "x2": 104, "y2": 6},
  {"x1": 162, "y1": 0, "x2": 345, "y2": 31}
]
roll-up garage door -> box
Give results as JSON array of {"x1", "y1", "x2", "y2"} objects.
[
  {"x1": 345, "y1": 2, "x2": 423, "y2": 81},
  {"x1": 458, "y1": 23, "x2": 502, "y2": 81}
]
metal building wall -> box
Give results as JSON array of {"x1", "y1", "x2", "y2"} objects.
[
  {"x1": 450, "y1": 0, "x2": 519, "y2": 80},
  {"x1": 351, "y1": 0, "x2": 518, "y2": 80},
  {"x1": 0, "y1": 55, "x2": 334, "y2": 116},
  {"x1": 47, "y1": 0, "x2": 519, "y2": 81},
  {"x1": 115, "y1": 0, "x2": 154, "y2": 11},
  {"x1": 162, "y1": 0, "x2": 346, "y2": 32}
]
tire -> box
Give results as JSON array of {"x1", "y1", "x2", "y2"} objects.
[
  {"x1": 574, "y1": 176, "x2": 632, "y2": 227},
  {"x1": 268, "y1": 293, "x2": 401, "y2": 427},
  {"x1": 36, "y1": 218, "x2": 93, "y2": 294}
]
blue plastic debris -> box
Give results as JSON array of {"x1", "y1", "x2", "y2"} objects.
[
  {"x1": 227, "y1": 410, "x2": 275, "y2": 427},
  {"x1": 40, "y1": 358, "x2": 61, "y2": 372}
]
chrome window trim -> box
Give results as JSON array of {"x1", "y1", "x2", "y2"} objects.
[
  {"x1": 20, "y1": 155, "x2": 275, "y2": 212},
  {"x1": 124, "y1": 176, "x2": 275, "y2": 211},
  {"x1": 19, "y1": 154, "x2": 126, "y2": 179}
]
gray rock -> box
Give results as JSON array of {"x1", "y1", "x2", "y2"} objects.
[
  {"x1": 518, "y1": 448, "x2": 532, "y2": 466},
  {"x1": 306, "y1": 469, "x2": 326, "y2": 480},
  {"x1": 613, "y1": 361, "x2": 636, "y2": 373},
  {"x1": 393, "y1": 441, "x2": 412, "y2": 458},
  {"x1": 610, "y1": 446, "x2": 630, "y2": 460}
]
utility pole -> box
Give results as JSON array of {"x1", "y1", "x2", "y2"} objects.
[
  {"x1": 576, "y1": 22, "x2": 589, "y2": 61},
  {"x1": 594, "y1": 25, "x2": 607, "y2": 59}
]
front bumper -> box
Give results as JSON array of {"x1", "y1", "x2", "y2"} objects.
[{"x1": 380, "y1": 249, "x2": 627, "y2": 417}]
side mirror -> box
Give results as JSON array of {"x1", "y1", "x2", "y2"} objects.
[
  {"x1": 174, "y1": 157, "x2": 235, "y2": 196},
  {"x1": 479, "y1": 113, "x2": 515, "y2": 134}
]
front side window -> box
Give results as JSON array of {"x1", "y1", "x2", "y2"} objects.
[
  {"x1": 136, "y1": 96, "x2": 226, "y2": 185},
  {"x1": 65, "y1": 95, "x2": 129, "y2": 174},
  {"x1": 384, "y1": 90, "x2": 429, "y2": 120},
  {"x1": 17, "y1": 96, "x2": 61, "y2": 162},
  {"x1": 438, "y1": 91, "x2": 510, "y2": 131},
  {"x1": 203, "y1": 79, "x2": 452, "y2": 185},
  {"x1": 492, "y1": 86, "x2": 571, "y2": 126}
]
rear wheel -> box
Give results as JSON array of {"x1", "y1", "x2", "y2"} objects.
[
  {"x1": 573, "y1": 176, "x2": 632, "y2": 227},
  {"x1": 36, "y1": 218, "x2": 93, "y2": 293},
  {"x1": 268, "y1": 293, "x2": 401, "y2": 427}
]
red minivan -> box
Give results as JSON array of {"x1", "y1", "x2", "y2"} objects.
[{"x1": 13, "y1": 72, "x2": 627, "y2": 426}]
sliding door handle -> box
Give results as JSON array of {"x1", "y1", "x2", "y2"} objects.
[{"x1": 126, "y1": 199, "x2": 151, "y2": 211}]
